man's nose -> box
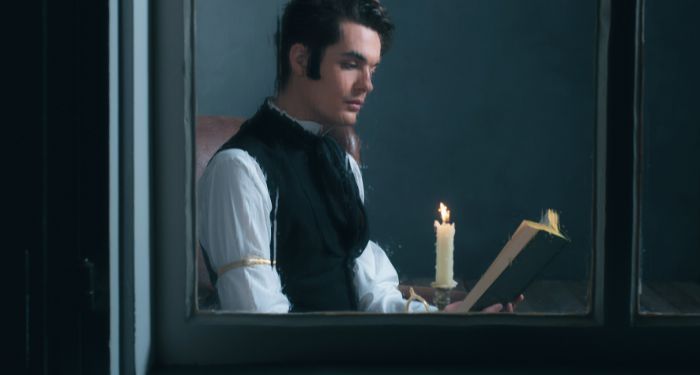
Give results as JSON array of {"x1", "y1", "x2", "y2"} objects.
[{"x1": 357, "y1": 68, "x2": 374, "y2": 93}]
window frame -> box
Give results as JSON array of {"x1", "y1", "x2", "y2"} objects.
[{"x1": 138, "y1": 0, "x2": 700, "y2": 370}]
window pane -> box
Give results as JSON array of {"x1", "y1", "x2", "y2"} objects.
[
  {"x1": 640, "y1": 0, "x2": 700, "y2": 315},
  {"x1": 362, "y1": 0, "x2": 596, "y2": 314},
  {"x1": 194, "y1": 0, "x2": 597, "y2": 314}
]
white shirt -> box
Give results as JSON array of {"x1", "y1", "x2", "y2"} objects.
[{"x1": 197, "y1": 102, "x2": 436, "y2": 313}]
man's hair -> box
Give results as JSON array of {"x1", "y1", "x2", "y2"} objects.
[{"x1": 275, "y1": 0, "x2": 394, "y2": 92}]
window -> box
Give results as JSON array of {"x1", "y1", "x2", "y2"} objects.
[
  {"x1": 638, "y1": 0, "x2": 700, "y2": 316},
  {"x1": 136, "y1": 0, "x2": 700, "y2": 369},
  {"x1": 193, "y1": 0, "x2": 597, "y2": 315}
]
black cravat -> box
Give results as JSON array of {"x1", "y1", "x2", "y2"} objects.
[{"x1": 311, "y1": 134, "x2": 370, "y2": 259}]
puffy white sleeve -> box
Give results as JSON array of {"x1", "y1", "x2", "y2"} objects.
[
  {"x1": 197, "y1": 149, "x2": 290, "y2": 313},
  {"x1": 347, "y1": 156, "x2": 438, "y2": 313}
]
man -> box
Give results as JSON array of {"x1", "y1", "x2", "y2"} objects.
[{"x1": 198, "y1": 0, "x2": 521, "y2": 313}]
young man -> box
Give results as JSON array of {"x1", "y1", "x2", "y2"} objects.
[{"x1": 197, "y1": 0, "x2": 521, "y2": 313}]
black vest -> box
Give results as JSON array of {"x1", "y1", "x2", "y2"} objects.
[{"x1": 211, "y1": 102, "x2": 370, "y2": 312}]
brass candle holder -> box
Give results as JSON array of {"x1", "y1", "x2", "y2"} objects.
[
  {"x1": 431, "y1": 281, "x2": 458, "y2": 311},
  {"x1": 404, "y1": 287, "x2": 430, "y2": 313}
]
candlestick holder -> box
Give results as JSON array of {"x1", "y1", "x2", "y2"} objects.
[
  {"x1": 404, "y1": 287, "x2": 431, "y2": 313},
  {"x1": 431, "y1": 281, "x2": 457, "y2": 311}
]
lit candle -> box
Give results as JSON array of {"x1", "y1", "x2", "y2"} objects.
[{"x1": 434, "y1": 202, "x2": 456, "y2": 287}]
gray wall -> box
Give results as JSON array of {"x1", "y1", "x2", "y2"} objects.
[
  {"x1": 195, "y1": 0, "x2": 597, "y2": 281},
  {"x1": 195, "y1": 0, "x2": 286, "y2": 115},
  {"x1": 642, "y1": 0, "x2": 700, "y2": 282}
]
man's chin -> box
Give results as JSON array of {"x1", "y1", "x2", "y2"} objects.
[{"x1": 339, "y1": 113, "x2": 359, "y2": 127}]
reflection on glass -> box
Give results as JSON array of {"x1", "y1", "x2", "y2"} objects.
[
  {"x1": 639, "y1": 0, "x2": 700, "y2": 315},
  {"x1": 194, "y1": 0, "x2": 596, "y2": 314}
]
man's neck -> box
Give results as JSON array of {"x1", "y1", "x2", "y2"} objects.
[
  {"x1": 273, "y1": 91, "x2": 322, "y2": 127},
  {"x1": 269, "y1": 93, "x2": 324, "y2": 136}
]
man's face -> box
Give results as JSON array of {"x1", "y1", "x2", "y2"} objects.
[{"x1": 302, "y1": 21, "x2": 382, "y2": 127}]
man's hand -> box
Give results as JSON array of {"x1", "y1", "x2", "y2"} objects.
[{"x1": 444, "y1": 294, "x2": 525, "y2": 313}]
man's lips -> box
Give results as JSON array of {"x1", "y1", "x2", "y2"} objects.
[{"x1": 345, "y1": 100, "x2": 364, "y2": 111}]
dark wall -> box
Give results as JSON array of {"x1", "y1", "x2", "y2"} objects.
[
  {"x1": 641, "y1": 0, "x2": 700, "y2": 282},
  {"x1": 195, "y1": 0, "x2": 286, "y2": 115},
  {"x1": 196, "y1": 0, "x2": 598, "y2": 281},
  {"x1": 12, "y1": 0, "x2": 110, "y2": 373}
]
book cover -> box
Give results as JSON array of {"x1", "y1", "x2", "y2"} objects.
[{"x1": 458, "y1": 209, "x2": 570, "y2": 312}]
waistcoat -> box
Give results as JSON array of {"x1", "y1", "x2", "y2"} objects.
[{"x1": 212, "y1": 102, "x2": 370, "y2": 312}]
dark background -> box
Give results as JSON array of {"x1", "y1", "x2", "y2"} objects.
[
  {"x1": 195, "y1": 0, "x2": 596, "y2": 282},
  {"x1": 12, "y1": 0, "x2": 109, "y2": 373},
  {"x1": 641, "y1": 0, "x2": 700, "y2": 282}
]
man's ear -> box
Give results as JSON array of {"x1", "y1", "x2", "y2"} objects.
[{"x1": 289, "y1": 43, "x2": 309, "y2": 77}]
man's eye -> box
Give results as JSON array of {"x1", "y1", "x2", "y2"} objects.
[{"x1": 341, "y1": 62, "x2": 358, "y2": 69}]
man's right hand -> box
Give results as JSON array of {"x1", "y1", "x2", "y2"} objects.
[{"x1": 444, "y1": 294, "x2": 525, "y2": 313}]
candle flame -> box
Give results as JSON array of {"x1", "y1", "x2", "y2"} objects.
[{"x1": 438, "y1": 202, "x2": 450, "y2": 223}]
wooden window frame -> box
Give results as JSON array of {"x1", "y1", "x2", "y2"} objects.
[{"x1": 116, "y1": 0, "x2": 700, "y2": 371}]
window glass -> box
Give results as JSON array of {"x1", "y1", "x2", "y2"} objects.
[
  {"x1": 194, "y1": 0, "x2": 597, "y2": 314},
  {"x1": 639, "y1": 0, "x2": 700, "y2": 315}
]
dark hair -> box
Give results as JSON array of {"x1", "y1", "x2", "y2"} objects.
[{"x1": 275, "y1": 0, "x2": 394, "y2": 92}]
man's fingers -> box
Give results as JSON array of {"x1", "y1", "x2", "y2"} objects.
[
  {"x1": 482, "y1": 304, "x2": 503, "y2": 313},
  {"x1": 516, "y1": 294, "x2": 525, "y2": 303},
  {"x1": 506, "y1": 302, "x2": 514, "y2": 313},
  {"x1": 444, "y1": 301, "x2": 462, "y2": 313}
]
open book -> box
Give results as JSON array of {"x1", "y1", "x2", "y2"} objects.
[{"x1": 457, "y1": 209, "x2": 570, "y2": 312}]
